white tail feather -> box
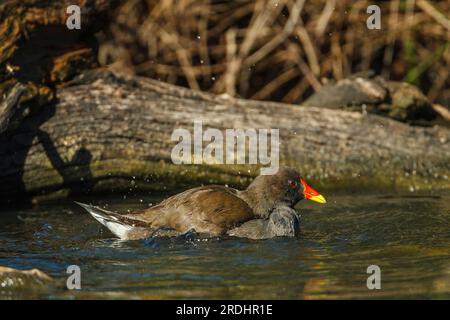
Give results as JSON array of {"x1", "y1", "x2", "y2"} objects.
[{"x1": 75, "y1": 202, "x2": 132, "y2": 239}]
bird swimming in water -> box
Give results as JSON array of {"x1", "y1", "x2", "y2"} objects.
[{"x1": 76, "y1": 167, "x2": 326, "y2": 240}]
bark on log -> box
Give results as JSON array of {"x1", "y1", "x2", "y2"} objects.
[
  {"x1": 1, "y1": 70, "x2": 449, "y2": 203},
  {"x1": 0, "y1": 82, "x2": 25, "y2": 134}
]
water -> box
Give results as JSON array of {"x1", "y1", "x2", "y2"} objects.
[{"x1": 1, "y1": 193, "x2": 450, "y2": 299}]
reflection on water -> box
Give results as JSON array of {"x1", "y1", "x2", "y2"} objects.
[{"x1": 1, "y1": 193, "x2": 450, "y2": 299}]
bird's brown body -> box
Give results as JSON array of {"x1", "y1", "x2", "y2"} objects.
[
  {"x1": 77, "y1": 167, "x2": 326, "y2": 240},
  {"x1": 124, "y1": 185, "x2": 254, "y2": 235}
]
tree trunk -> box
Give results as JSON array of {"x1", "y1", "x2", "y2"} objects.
[{"x1": 1, "y1": 70, "x2": 449, "y2": 203}]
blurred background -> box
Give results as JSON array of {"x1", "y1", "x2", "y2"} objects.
[
  {"x1": 95, "y1": 0, "x2": 450, "y2": 106},
  {"x1": 1, "y1": 0, "x2": 449, "y2": 108}
]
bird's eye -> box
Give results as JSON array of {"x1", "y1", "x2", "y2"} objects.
[{"x1": 288, "y1": 180, "x2": 297, "y2": 188}]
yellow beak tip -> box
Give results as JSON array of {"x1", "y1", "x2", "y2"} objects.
[{"x1": 308, "y1": 194, "x2": 326, "y2": 204}]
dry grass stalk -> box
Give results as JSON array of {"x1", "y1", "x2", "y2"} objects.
[{"x1": 98, "y1": 0, "x2": 450, "y2": 106}]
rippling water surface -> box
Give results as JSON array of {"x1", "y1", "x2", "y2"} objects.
[{"x1": 1, "y1": 193, "x2": 450, "y2": 299}]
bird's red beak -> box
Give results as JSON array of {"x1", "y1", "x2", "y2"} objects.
[{"x1": 300, "y1": 178, "x2": 326, "y2": 204}]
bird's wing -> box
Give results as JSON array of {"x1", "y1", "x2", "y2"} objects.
[{"x1": 124, "y1": 186, "x2": 255, "y2": 235}]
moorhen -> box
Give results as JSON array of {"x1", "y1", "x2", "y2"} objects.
[{"x1": 76, "y1": 167, "x2": 326, "y2": 240}]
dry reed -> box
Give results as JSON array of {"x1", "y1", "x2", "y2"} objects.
[{"x1": 98, "y1": 0, "x2": 450, "y2": 105}]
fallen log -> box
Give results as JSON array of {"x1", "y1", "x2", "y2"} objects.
[{"x1": 0, "y1": 70, "x2": 449, "y2": 203}]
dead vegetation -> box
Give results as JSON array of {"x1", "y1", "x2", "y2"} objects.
[{"x1": 97, "y1": 0, "x2": 450, "y2": 106}]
